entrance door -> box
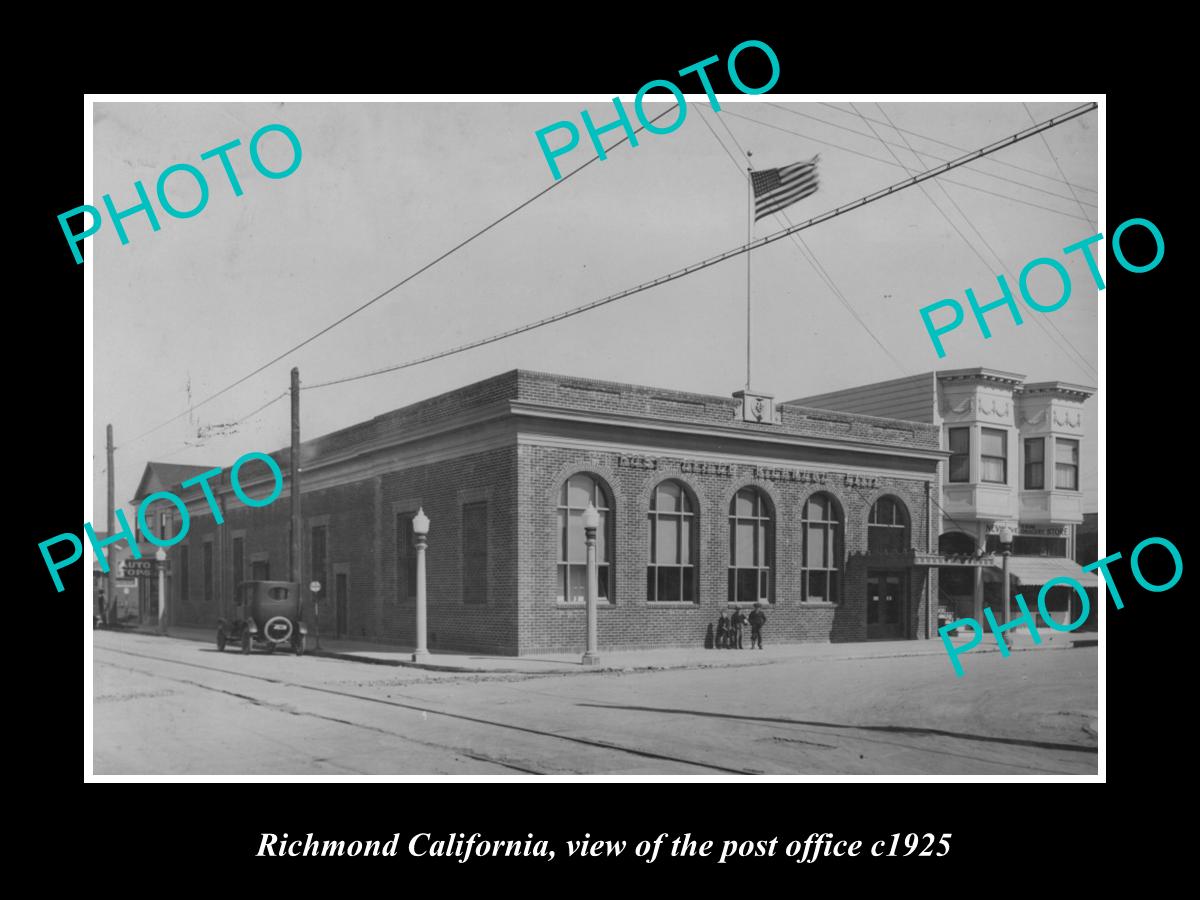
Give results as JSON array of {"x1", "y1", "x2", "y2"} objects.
[
  {"x1": 335, "y1": 572, "x2": 348, "y2": 638},
  {"x1": 867, "y1": 571, "x2": 906, "y2": 640}
]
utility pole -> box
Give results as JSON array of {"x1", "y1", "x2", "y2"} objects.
[
  {"x1": 290, "y1": 368, "x2": 305, "y2": 633},
  {"x1": 106, "y1": 424, "x2": 115, "y2": 627}
]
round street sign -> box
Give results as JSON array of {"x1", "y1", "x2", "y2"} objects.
[{"x1": 310, "y1": 581, "x2": 321, "y2": 593}]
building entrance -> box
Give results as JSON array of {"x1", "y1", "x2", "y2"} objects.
[{"x1": 867, "y1": 571, "x2": 905, "y2": 640}]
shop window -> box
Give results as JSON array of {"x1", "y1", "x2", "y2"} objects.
[
  {"x1": 647, "y1": 480, "x2": 697, "y2": 603},
  {"x1": 729, "y1": 487, "x2": 772, "y2": 604},
  {"x1": 802, "y1": 492, "x2": 841, "y2": 602},
  {"x1": 868, "y1": 496, "x2": 910, "y2": 555},
  {"x1": 557, "y1": 474, "x2": 612, "y2": 603}
]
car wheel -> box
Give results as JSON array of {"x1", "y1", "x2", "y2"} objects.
[
  {"x1": 216, "y1": 627, "x2": 226, "y2": 652},
  {"x1": 241, "y1": 631, "x2": 251, "y2": 655}
]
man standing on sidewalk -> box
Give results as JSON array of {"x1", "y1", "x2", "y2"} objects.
[
  {"x1": 96, "y1": 589, "x2": 107, "y2": 628},
  {"x1": 749, "y1": 605, "x2": 767, "y2": 649},
  {"x1": 730, "y1": 607, "x2": 745, "y2": 650}
]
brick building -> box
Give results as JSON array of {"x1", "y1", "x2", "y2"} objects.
[{"x1": 134, "y1": 370, "x2": 952, "y2": 655}]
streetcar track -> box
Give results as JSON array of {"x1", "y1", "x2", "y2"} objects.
[
  {"x1": 408, "y1": 676, "x2": 1084, "y2": 773},
  {"x1": 95, "y1": 645, "x2": 753, "y2": 775}
]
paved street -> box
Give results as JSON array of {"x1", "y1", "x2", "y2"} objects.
[{"x1": 92, "y1": 631, "x2": 1098, "y2": 775}]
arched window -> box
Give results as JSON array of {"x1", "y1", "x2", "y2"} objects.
[
  {"x1": 868, "y1": 496, "x2": 910, "y2": 554},
  {"x1": 801, "y1": 492, "x2": 841, "y2": 603},
  {"x1": 648, "y1": 480, "x2": 697, "y2": 603},
  {"x1": 729, "y1": 487, "x2": 772, "y2": 604},
  {"x1": 557, "y1": 473, "x2": 612, "y2": 603}
]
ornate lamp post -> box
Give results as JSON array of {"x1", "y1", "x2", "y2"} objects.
[
  {"x1": 156, "y1": 548, "x2": 167, "y2": 635},
  {"x1": 412, "y1": 508, "x2": 430, "y2": 662},
  {"x1": 999, "y1": 524, "x2": 1014, "y2": 627},
  {"x1": 582, "y1": 502, "x2": 600, "y2": 666}
]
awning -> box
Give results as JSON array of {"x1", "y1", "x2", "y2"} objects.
[{"x1": 992, "y1": 555, "x2": 1099, "y2": 588}]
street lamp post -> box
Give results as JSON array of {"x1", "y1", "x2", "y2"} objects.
[
  {"x1": 310, "y1": 581, "x2": 322, "y2": 650},
  {"x1": 412, "y1": 508, "x2": 430, "y2": 662},
  {"x1": 999, "y1": 524, "x2": 1014, "y2": 628},
  {"x1": 156, "y1": 549, "x2": 167, "y2": 635},
  {"x1": 581, "y1": 502, "x2": 600, "y2": 666}
]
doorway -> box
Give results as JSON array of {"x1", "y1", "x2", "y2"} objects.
[{"x1": 867, "y1": 571, "x2": 906, "y2": 640}]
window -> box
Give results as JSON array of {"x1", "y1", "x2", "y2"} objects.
[
  {"x1": 251, "y1": 559, "x2": 269, "y2": 581},
  {"x1": 1024, "y1": 437, "x2": 1045, "y2": 490},
  {"x1": 868, "y1": 496, "x2": 910, "y2": 555},
  {"x1": 311, "y1": 525, "x2": 328, "y2": 598},
  {"x1": 981, "y1": 428, "x2": 1007, "y2": 484},
  {"x1": 1055, "y1": 438, "x2": 1079, "y2": 490},
  {"x1": 557, "y1": 474, "x2": 612, "y2": 603},
  {"x1": 801, "y1": 492, "x2": 840, "y2": 602},
  {"x1": 647, "y1": 480, "x2": 697, "y2": 603},
  {"x1": 729, "y1": 487, "x2": 772, "y2": 604},
  {"x1": 203, "y1": 542, "x2": 213, "y2": 608},
  {"x1": 948, "y1": 427, "x2": 970, "y2": 482},
  {"x1": 462, "y1": 502, "x2": 488, "y2": 604},
  {"x1": 179, "y1": 545, "x2": 190, "y2": 604},
  {"x1": 232, "y1": 537, "x2": 244, "y2": 590},
  {"x1": 396, "y1": 513, "x2": 417, "y2": 602}
]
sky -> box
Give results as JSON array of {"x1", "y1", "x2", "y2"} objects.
[{"x1": 90, "y1": 98, "x2": 1099, "y2": 520}]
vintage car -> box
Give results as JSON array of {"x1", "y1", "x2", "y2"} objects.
[{"x1": 217, "y1": 580, "x2": 307, "y2": 655}]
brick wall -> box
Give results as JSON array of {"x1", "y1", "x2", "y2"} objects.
[
  {"x1": 517, "y1": 444, "x2": 936, "y2": 654},
  {"x1": 168, "y1": 446, "x2": 519, "y2": 654}
]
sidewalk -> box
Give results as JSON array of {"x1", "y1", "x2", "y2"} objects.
[{"x1": 120, "y1": 622, "x2": 1092, "y2": 675}]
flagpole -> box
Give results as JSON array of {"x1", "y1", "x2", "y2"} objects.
[{"x1": 746, "y1": 153, "x2": 753, "y2": 392}]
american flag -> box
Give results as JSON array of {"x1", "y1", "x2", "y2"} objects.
[{"x1": 751, "y1": 156, "x2": 819, "y2": 222}]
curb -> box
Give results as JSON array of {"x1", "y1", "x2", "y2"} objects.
[{"x1": 309, "y1": 639, "x2": 1086, "y2": 675}]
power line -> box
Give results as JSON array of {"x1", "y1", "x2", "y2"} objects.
[
  {"x1": 849, "y1": 102, "x2": 1095, "y2": 381},
  {"x1": 767, "y1": 102, "x2": 1097, "y2": 209},
  {"x1": 305, "y1": 103, "x2": 1097, "y2": 392},
  {"x1": 819, "y1": 101, "x2": 1098, "y2": 195},
  {"x1": 1022, "y1": 102, "x2": 1096, "y2": 230},
  {"x1": 722, "y1": 107, "x2": 1093, "y2": 224},
  {"x1": 870, "y1": 104, "x2": 1096, "y2": 380},
  {"x1": 702, "y1": 109, "x2": 907, "y2": 375},
  {"x1": 119, "y1": 105, "x2": 679, "y2": 451}
]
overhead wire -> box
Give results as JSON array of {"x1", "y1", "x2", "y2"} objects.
[
  {"x1": 304, "y1": 103, "x2": 1097, "y2": 391},
  {"x1": 1022, "y1": 102, "x2": 1096, "y2": 230},
  {"x1": 819, "y1": 102, "x2": 1097, "y2": 195},
  {"x1": 705, "y1": 109, "x2": 908, "y2": 374},
  {"x1": 118, "y1": 105, "x2": 681, "y2": 451},
  {"x1": 872, "y1": 103, "x2": 1096, "y2": 380},
  {"x1": 766, "y1": 102, "x2": 1096, "y2": 209},
  {"x1": 722, "y1": 107, "x2": 1093, "y2": 224},
  {"x1": 848, "y1": 102, "x2": 1095, "y2": 381}
]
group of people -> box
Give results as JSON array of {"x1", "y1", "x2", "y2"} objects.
[{"x1": 715, "y1": 606, "x2": 767, "y2": 649}]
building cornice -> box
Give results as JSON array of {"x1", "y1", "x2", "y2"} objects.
[
  {"x1": 507, "y1": 400, "x2": 949, "y2": 462},
  {"x1": 1017, "y1": 381, "x2": 1097, "y2": 401},
  {"x1": 936, "y1": 367, "x2": 1026, "y2": 388}
]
